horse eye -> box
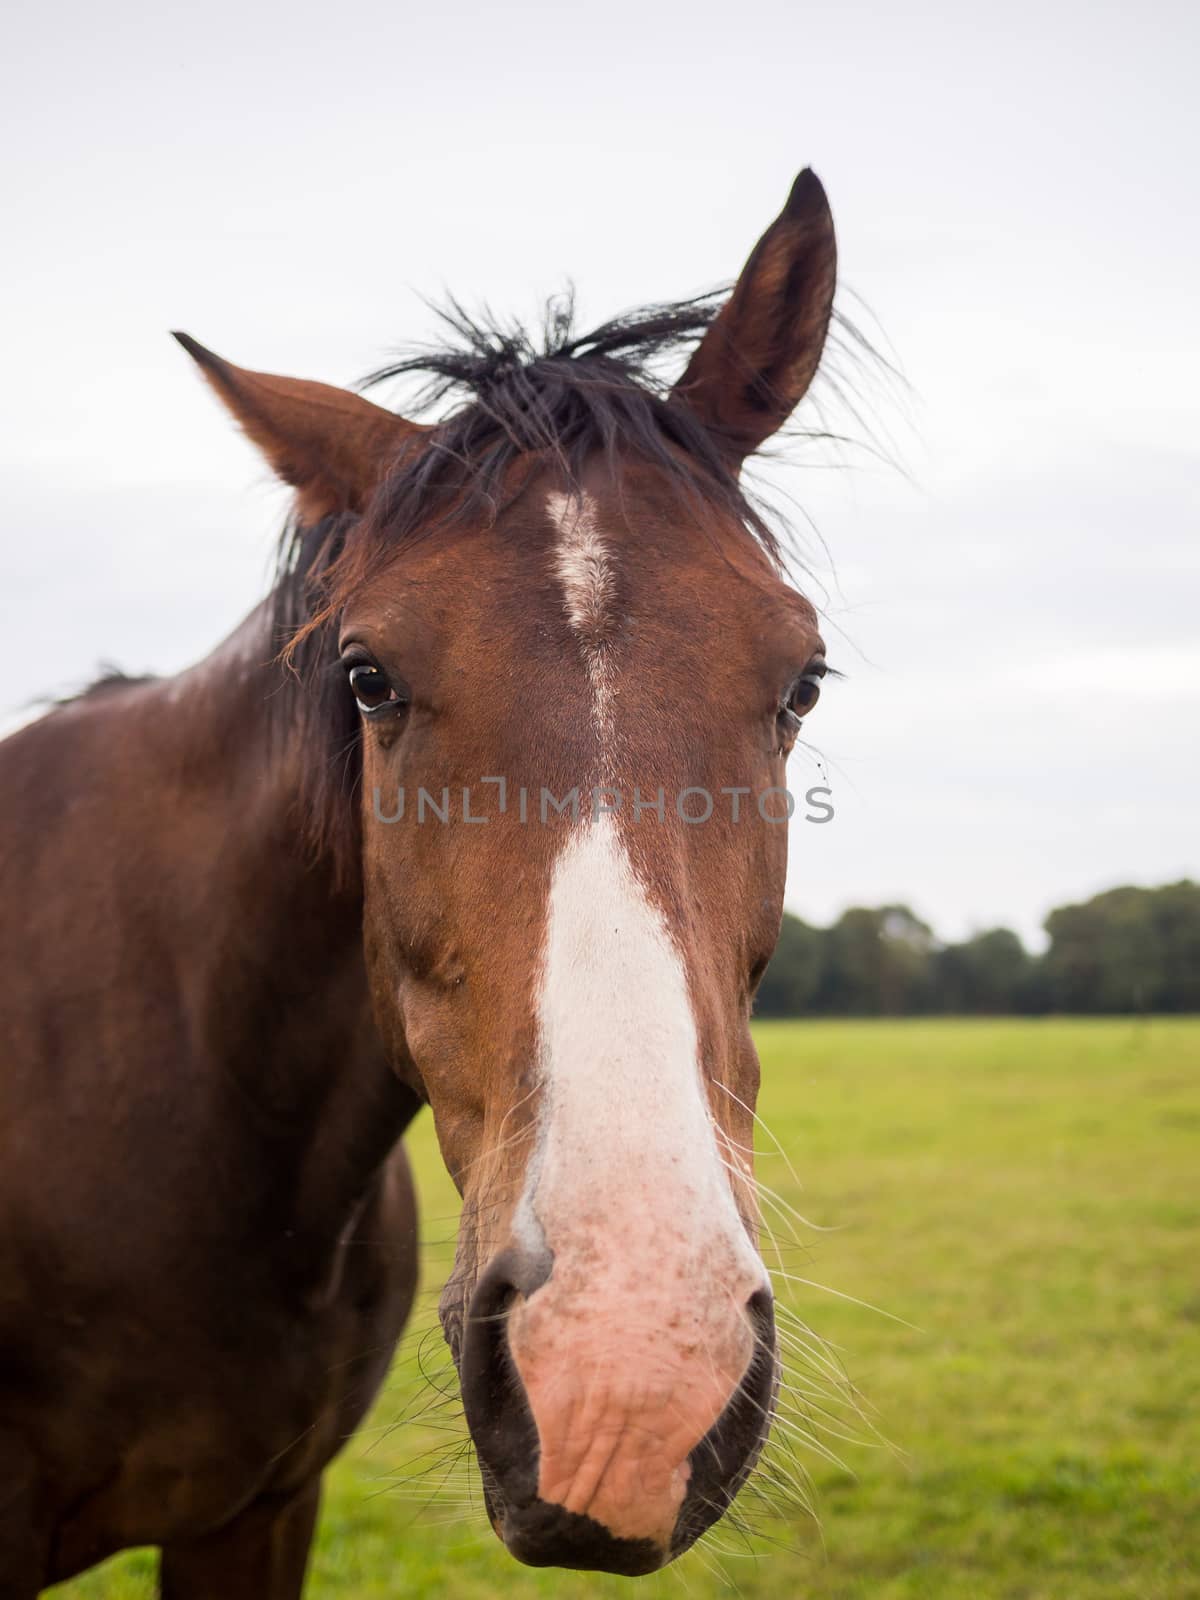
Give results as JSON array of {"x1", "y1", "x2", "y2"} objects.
[
  {"x1": 348, "y1": 662, "x2": 402, "y2": 715},
  {"x1": 784, "y1": 655, "x2": 828, "y2": 720},
  {"x1": 788, "y1": 678, "x2": 821, "y2": 716}
]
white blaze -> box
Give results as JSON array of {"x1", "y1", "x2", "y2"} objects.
[
  {"x1": 547, "y1": 489, "x2": 613, "y2": 643},
  {"x1": 547, "y1": 488, "x2": 615, "y2": 736},
  {"x1": 524, "y1": 814, "x2": 759, "y2": 1264},
  {"x1": 518, "y1": 491, "x2": 764, "y2": 1284}
]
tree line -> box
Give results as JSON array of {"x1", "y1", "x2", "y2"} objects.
[{"x1": 755, "y1": 880, "x2": 1200, "y2": 1017}]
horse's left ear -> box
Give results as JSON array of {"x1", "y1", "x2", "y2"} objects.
[
  {"x1": 672, "y1": 168, "x2": 837, "y2": 460},
  {"x1": 172, "y1": 333, "x2": 420, "y2": 524}
]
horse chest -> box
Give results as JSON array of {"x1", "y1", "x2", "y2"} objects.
[
  {"x1": 32, "y1": 1150, "x2": 418, "y2": 1581},
  {"x1": 41, "y1": 1322, "x2": 345, "y2": 1577}
]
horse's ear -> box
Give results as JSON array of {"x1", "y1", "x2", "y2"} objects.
[
  {"x1": 672, "y1": 168, "x2": 837, "y2": 460},
  {"x1": 172, "y1": 333, "x2": 420, "y2": 523}
]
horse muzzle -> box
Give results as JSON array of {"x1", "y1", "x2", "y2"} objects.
[{"x1": 457, "y1": 1247, "x2": 778, "y2": 1574}]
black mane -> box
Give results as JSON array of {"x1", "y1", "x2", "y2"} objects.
[
  {"x1": 365, "y1": 290, "x2": 779, "y2": 546},
  {"x1": 275, "y1": 291, "x2": 785, "y2": 640}
]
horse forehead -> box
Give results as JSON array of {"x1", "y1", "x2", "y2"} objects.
[
  {"x1": 378, "y1": 477, "x2": 786, "y2": 664},
  {"x1": 539, "y1": 482, "x2": 764, "y2": 629}
]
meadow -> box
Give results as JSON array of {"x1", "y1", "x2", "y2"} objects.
[{"x1": 55, "y1": 1019, "x2": 1199, "y2": 1599}]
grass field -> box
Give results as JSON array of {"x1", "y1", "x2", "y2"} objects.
[{"x1": 54, "y1": 1019, "x2": 1199, "y2": 1599}]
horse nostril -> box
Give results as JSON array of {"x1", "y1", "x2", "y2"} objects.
[
  {"x1": 747, "y1": 1284, "x2": 776, "y2": 1341},
  {"x1": 459, "y1": 1249, "x2": 546, "y2": 1509},
  {"x1": 672, "y1": 1284, "x2": 779, "y2": 1558}
]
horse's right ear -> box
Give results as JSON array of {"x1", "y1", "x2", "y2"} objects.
[
  {"x1": 671, "y1": 169, "x2": 837, "y2": 461},
  {"x1": 172, "y1": 333, "x2": 420, "y2": 524}
]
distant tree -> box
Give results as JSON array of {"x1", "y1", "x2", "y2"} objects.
[
  {"x1": 1152, "y1": 880, "x2": 1200, "y2": 1012},
  {"x1": 754, "y1": 913, "x2": 823, "y2": 1018},
  {"x1": 816, "y1": 904, "x2": 936, "y2": 1016},
  {"x1": 753, "y1": 882, "x2": 1200, "y2": 1018},
  {"x1": 1042, "y1": 880, "x2": 1200, "y2": 1013},
  {"x1": 934, "y1": 927, "x2": 1032, "y2": 1014}
]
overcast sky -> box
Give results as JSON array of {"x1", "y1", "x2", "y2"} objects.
[{"x1": 2, "y1": 0, "x2": 1196, "y2": 947}]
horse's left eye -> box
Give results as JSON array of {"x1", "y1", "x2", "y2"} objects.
[
  {"x1": 348, "y1": 662, "x2": 402, "y2": 715},
  {"x1": 783, "y1": 656, "x2": 828, "y2": 721}
]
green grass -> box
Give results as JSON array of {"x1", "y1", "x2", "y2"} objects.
[{"x1": 53, "y1": 1020, "x2": 1200, "y2": 1598}]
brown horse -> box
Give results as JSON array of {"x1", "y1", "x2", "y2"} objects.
[{"x1": 0, "y1": 169, "x2": 836, "y2": 1592}]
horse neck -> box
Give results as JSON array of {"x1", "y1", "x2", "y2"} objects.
[{"x1": 163, "y1": 602, "x2": 416, "y2": 1251}]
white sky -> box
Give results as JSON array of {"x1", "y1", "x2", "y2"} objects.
[{"x1": 2, "y1": 0, "x2": 1197, "y2": 948}]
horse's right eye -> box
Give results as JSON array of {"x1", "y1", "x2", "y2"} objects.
[
  {"x1": 782, "y1": 654, "x2": 828, "y2": 723},
  {"x1": 348, "y1": 662, "x2": 402, "y2": 715}
]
